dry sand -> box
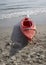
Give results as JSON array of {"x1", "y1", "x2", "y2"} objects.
[{"x1": 0, "y1": 24, "x2": 46, "y2": 65}]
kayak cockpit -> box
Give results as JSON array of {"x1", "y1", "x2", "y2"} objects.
[{"x1": 23, "y1": 18, "x2": 32, "y2": 28}]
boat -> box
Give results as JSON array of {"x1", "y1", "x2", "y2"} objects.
[{"x1": 20, "y1": 17, "x2": 36, "y2": 41}]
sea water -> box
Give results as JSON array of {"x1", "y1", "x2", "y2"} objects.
[{"x1": 0, "y1": 0, "x2": 46, "y2": 26}]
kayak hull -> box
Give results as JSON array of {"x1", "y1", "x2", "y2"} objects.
[{"x1": 20, "y1": 17, "x2": 36, "y2": 41}]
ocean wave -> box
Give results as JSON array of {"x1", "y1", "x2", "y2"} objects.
[
  {"x1": 0, "y1": 3, "x2": 7, "y2": 6},
  {"x1": 0, "y1": 7, "x2": 31, "y2": 10},
  {"x1": 0, "y1": 8, "x2": 46, "y2": 19}
]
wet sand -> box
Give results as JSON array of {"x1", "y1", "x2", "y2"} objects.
[{"x1": 0, "y1": 23, "x2": 46, "y2": 65}]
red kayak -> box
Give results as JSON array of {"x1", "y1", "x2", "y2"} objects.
[{"x1": 20, "y1": 17, "x2": 36, "y2": 41}]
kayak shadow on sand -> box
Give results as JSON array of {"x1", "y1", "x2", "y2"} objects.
[{"x1": 10, "y1": 23, "x2": 28, "y2": 56}]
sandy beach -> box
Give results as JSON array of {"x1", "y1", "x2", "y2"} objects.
[{"x1": 0, "y1": 23, "x2": 46, "y2": 65}]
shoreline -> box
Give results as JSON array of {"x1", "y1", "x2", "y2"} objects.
[{"x1": 0, "y1": 12, "x2": 46, "y2": 27}]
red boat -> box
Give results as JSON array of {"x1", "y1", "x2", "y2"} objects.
[{"x1": 20, "y1": 17, "x2": 36, "y2": 41}]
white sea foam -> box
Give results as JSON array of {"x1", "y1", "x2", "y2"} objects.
[{"x1": 0, "y1": 8, "x2": 46, "y2": 19}]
